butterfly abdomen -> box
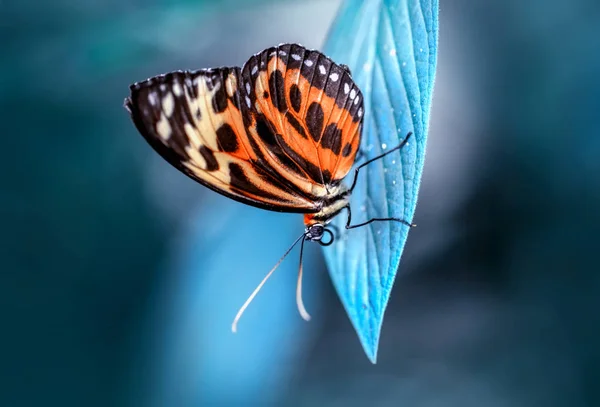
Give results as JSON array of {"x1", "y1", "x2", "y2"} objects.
[{"x1": 304, "y1": 185, "x2": 350, "y2": 226}]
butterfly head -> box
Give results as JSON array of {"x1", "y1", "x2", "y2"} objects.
[{"x1": 304, "y1": 223, "x2": 335, "y2": 247}]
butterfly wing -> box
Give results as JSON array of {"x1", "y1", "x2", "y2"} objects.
[
  {"x1": 125, "y1": 69, "x2": 320, "y2": 213},
  {"x1": 242, "y1": 44, "x2": 363, "y2": 188}
]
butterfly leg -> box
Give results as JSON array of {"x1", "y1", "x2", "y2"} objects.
[
  {"x1": 344, "y1": 205, "x2": 416, "y2": 230},
  {"x1": 349, "y1": 132, "x2": 413, "y2": 192},
  {"x1": 325, "y1": 223, "x2": 340, "y2": 238}
]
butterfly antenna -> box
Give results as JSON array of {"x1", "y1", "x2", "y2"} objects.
[
  {"x1": 296, "y1": 237, "x2": 311, "y2": 321},
  {"x1": 232, "y1": 232, "x2": 306, "y2": 333}
]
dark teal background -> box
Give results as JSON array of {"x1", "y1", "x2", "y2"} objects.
[{"x1": 2, "y1": 0, "x2": 599, "y2": 406}]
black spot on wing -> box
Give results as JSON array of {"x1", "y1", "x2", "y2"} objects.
[
  {"x1": 306, "y1": 102, "x2": 324, "y2": 142},
  {"x1": 285, "y1": 112, "x2": 307, "y2": 139},
  {"x1": 199, "y1": 146, "x2": 219, "y2": 171},
  {"x1": 342, "y1": 142, "x2": 353, "y2": 157},
  {"x1": 256, "y1": 117, "x2": 277, "y2": 146},
  {"x1": 289, "y1": 84, "x2": 302, "y2": 112},
  {"x1": 216, "y1": 123, "x2": 239, "y2": 153},
  {"x1": 269, "y1": 69, "x2": 287, "y2": 113},
  {"x1": 321, "y1": 124, "x2": 342, "y2": 155}
]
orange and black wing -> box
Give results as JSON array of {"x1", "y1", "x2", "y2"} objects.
[
  {"x1": 241, "y1": 44, "x2": 363, "y2": 190},
  {"x1": 125, "y1": 68, "x2": 319, "y2": 213}
]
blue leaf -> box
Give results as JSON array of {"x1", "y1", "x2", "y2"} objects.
[{"x1": 323, "y1": 0, "x2": 439, "y2": 362}]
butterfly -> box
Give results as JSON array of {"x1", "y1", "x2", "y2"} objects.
[{"x1": 124, "y1": 43, "x2": 414, "y2": 332}]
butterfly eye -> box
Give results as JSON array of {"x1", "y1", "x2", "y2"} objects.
[
  {"x1": 305, "y1": 224, "x2": 324, "y2": 241},
  {"x1": 306, "y1": 224, "x2": 335, "y2": 246}
]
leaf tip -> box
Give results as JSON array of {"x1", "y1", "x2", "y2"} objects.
[
  {"x1": 367, "y1": 350, "x2": 378, "y2": 364},
  {"x1": 355, "y1": 319, "x2": 382, "y2": 364}
]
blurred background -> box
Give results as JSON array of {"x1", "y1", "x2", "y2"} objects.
[{"x1": 2, "y1": 0, "x2": 599, "y2": 406}]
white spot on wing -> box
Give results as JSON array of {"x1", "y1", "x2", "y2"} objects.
[
  {"x1": 329, "y1": 72, "x2": 339, "y2": 82},
  {"x1": 225, "y1": 73, "x2": 237, "y2": 98},
  {"x1": 358, "y1": 108, "x2": 363, "y2": 118},
  {"x1": 251, "y1": 65, "x2": 258, "y2": 75},
  {"x1": 349, "y1": 89, "x2": 356, "y2": 99},
  {"x1": 173, "y1": 83, "x2": 182, "y2": 96},
  {"x1": 291, "y1": 54, "x2": 301, "y2": 61},
  {"x1": 245, "y1": 96, "x2": 251, "y2": 107},
  {"x1": 344, "y1": 83, "x2": 350, "y2": 94},
  {"x1": 148, "y1": 92, "x2": 158, "y2": 106},
  {"x1": 354, "y1": 95, "x2": 359, "y2": 105},
  {"x1": 304, "y1": 60, "x2": 314, "y2": 67},
  {"x1": 318, "y1": 65, "x2": 326, "y2": 75},
  {"x1": 156, "y1": 114, "x2": 171, "y2": 140},
  {"x1": 245, "y1": 82, "x2": 251, "y2": 94},
  {"x1": 162, "y1": 93, "x2": 174, "y2": 117}
]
